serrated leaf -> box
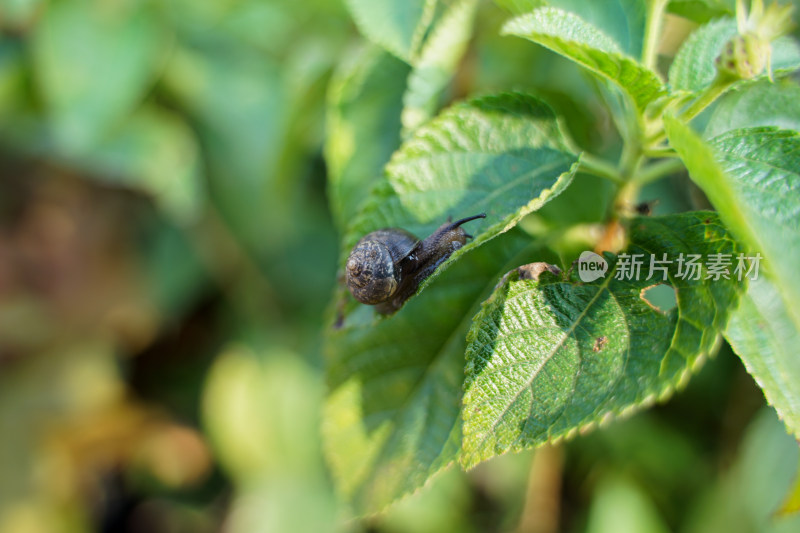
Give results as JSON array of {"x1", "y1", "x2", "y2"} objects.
[
  {"x1": 401, "y1": 0, "x2": 478, "y2": 135},
  {"x1": 496, "y1": 0, "x2": 647, "y2": 57},
  {"x1": 669, "y1": 18, "x2": 737, "y2": 92},
  {"x1": 32, "y1": 0, "x2": 165, "y2": 153},
  {"x1": 338, "y1": 92, "x2": 579, "y2": 317},
  {"x1": 324, "y1": 230, "x2": 541, "y2": 514},
  {"x1": 326, "y1": 45, "x2": 410, "y2": 230},
  {"x1": 725, "y1": 277, "x2": 800, "y2": 439},
  {"x1": 665, "y1": 118, "x2": 800, "y2": 331},
  {"x1": 704, "y1": 78, "x2": 800, "y2": 139},
  {"x1": 502, "y1": 7, "x2": 665, "y2": 112},
  {"x1": 461, "y1": 212, "x2": 742, "y2": 468},
  {"x1": 345, "y1": 0, "x2": 437, "y2": 63},
  {"x1": 669, "y1": 17, "x2": 800, "y2": 93}
]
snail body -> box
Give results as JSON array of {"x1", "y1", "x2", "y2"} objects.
[{"x1": 345, "y1": 213, "x2": 486, "y2": 314}]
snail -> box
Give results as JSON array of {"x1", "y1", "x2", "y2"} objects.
[{"x1": 345, "y1": 213, "x2": 486, "y2": 314}]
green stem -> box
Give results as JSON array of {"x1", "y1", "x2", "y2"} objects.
[
  {"x1": 578, "y1": 153, "x2": 625, "y2": 184},
  {"x1": 643, "y1": 146, "x2": 678, "y2": 158},
  {"x1": 679, "y1": 77, "x2": 736, "y2": 122},
  {"x1": 619, "y1": 137, "x2": 643, "y2": 181},
  {"x1": 642, "y1": 0, "x2": 669, "y2": 70},
  {"x1": 635, "y1": 158, "x2": 685, "y2": 186}
]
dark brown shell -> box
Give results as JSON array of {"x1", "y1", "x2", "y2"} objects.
[{"x1": 345, "y1": 229, "x2": 419, "y2": 305}]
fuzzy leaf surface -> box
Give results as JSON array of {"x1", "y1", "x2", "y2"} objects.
[
  {"x1": 324, "y1": 231, "x2": 541, "y2": 514},
  {"x1": 666, "y1": 118, "x2": 800, "y2": 331},
  {"x1": 337, "y1": 92, "x2": 579, "y2": 318},
  {"x1": 669, "y1": 17, "x2": 800, "y2": 93},
  {"x1": 461, "y1": 213, "x2": 742, "y2": 468},
  {"x1": 502, "y1": 7, "x2": 665, "y2": 112}
]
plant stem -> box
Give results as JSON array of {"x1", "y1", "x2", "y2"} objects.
[
  {"x1": 643, "y1": 146, "x2": 678, "y2": 158},
  {"x1": 642, "y1": 0, "x2": 669, "y2": 70},
  {"x1": 635, "y1": 158, "x2": 685, "y2": 185},
  {"x1": 578, "y1": 153, "x2": 625, "y2": 184},
  {"x1": 679, "y1": 77, "x2": 735, "y2": 122}
]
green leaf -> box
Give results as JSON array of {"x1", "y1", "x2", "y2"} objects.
[
  {"x1": 683, "y1": 408, "x2": 800, "y2": 533},
  {"x1": 339, "y1": 92, "x2": 579, "y2": 311},
  {"x1": 203, "y1": 346, "x2": 327, "y2": 482},
  {"x1": 585, "y1": 475, "x2": 671, "y2": 533},
  {"x1": 461, "y1": 212, "x2": 742, "y2": 468},
  {"x1": 163, "y1": 45, "x2": 289, "y2": 252},
  {"x1": 496, "y1": 0, "x2": 647, "y2": 57},
  {"x1": 669, "y1": 17, "x2": 800, "y2": 93},
  {"x1": 665, "y1": 117, "x2": 800, "y2": 331},
  {"x1": 345, "y1": 0, "x2": 438, "y2": 63},
  {"x1": 324, "y1": 230, "x2": 542, "y2": 514},
  {"x1": 494, "y1": 0, "x2": 546, "y2": 14},
  {"x1": 725, "y1": 277, "x2": 800, "y2": 439},
  {"x1": 704, "y1": 78, "x2": 800, "y2": 139},
  {"x1": 401, "y1": 0, "x2": 478, "y2": 135},
  {"x1": 502, "y1": 7, "x2": 665, "y2": 112},
  {"x1": 667, "y1": 0, "x2": 733, "y2": 24},
  {"x1": 32, "y1": 0, "x2": 166, "y2": 153},
  {"x1": 326, "y1": 45, "x2": 410, "y2": 230},
  {"x1": 80, "y1": 108, "x2": 203, "y2": 221},
  {"x1": 204, "y1": 346, "x2": 341, "y2": 533},
  {"x1": 669, "y1": 18, "x2": 737, "y2": 92}
]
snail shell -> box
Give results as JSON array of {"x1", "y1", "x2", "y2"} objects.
[
  {"x1": 345, "y1": 228, "x2": 418, "y2": 305},
  {"x1": 345, "y1": 213, "x2": 486, "y2": 313}
]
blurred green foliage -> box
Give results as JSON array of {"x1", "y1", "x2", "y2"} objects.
[{"x1": 1, "y1": 1, "x2": 799, "y2": 532}]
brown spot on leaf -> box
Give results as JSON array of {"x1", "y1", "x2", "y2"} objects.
[
  {"x1": 593, "y1": 336, "x2": 607, "y2": 352},
  {"x1": 518, "y1": 262, "x2": 561, "y2": 281}
]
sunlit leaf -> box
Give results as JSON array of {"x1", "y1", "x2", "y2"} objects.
[
  {"x1": 337, "y1": 92, "x2": 579, "y2": 317},
  {"x1": 666, "y1": 119, "x2": 800, "y2": 330},
  {"x1": 496, "y1": 0, "x2": 648, "y2": 56},
  {"x1": 669, "y1": 17, "x2": 800, "y2": 93},
  {"x1": 461, "y1": 212, "x2": 742, "y2": 468},
  {"x1": 502, "y1": 7, "x2": 665, "y2": 112},
  {"x1": 203, "y1": 346, "x2": 327, "y2": 482},
  {"x1": 667, "y1": 0, "x2": 733, "y2": 23},
  {"x1": 324, "y1": 230, "x2": 543, "y2": 514}
]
